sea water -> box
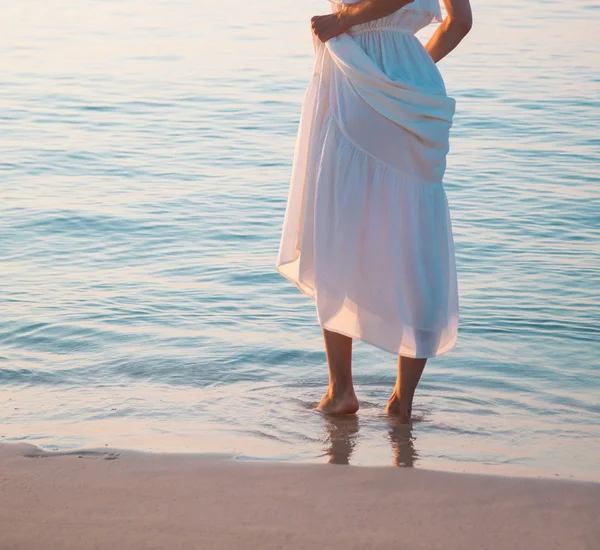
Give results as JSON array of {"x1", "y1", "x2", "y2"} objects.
[{"x1": 1, "y1": 0, "x2": 599, "y2": 480}]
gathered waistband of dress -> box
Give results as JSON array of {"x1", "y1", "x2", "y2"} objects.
[{"x1": 349, "y1": 26, "x2": 415, "y2": 36}]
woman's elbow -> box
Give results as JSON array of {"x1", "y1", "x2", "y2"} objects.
[{"x1": 450, "y1": 12, "x2": 473, "y2": 36}]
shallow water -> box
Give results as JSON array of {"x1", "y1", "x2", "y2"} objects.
[{"x1": 1, "y1": 0, "x2": 599, "y2": 480}]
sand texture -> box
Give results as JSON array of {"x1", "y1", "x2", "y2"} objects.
[{"x1": 1, "y1": 443, "x2": 598, "y2": 550}]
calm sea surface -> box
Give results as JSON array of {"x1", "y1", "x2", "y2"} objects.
[{"x1": 1, "y1": 0, "x2": 599, "y2": 480}]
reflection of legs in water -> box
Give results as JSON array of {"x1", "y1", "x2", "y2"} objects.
[
  {"x1": 388, "y1": 417, "x2": 418, "y2": 467},
  {"x1": 385, "y1": 356, "x2": 427, "y2": 423},
  {"x1": 322, "y1": 414, "x2": 360, "y2": 465},
  {"x1": 317, "y1": 329, "x2": 359, "y2": 414}
]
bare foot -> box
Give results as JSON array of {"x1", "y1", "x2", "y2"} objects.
[
  {"x1": 385, "y1": 394, "x2": 412, "y2": 424},
  {"x1": 317, "y1": 392, "x2": 359, "y2": 415}
]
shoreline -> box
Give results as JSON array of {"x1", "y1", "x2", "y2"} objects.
[
  {"x1": 1, "y1": 442, "x2": 598, "y2": 550},
  {"x1": 2, "y1": 435, "x2": 597, "y2": 483}
]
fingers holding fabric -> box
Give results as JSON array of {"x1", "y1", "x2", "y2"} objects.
[{"x1": 311, "y1": 14, "x2": 348, "y2": 43}]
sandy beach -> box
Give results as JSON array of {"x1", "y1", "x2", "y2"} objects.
[{"x1": 1, "y1": 443, "x2": 598, "y2": 550}]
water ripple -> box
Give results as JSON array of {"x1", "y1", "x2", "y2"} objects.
[{"x1": 1, "y1": 0, "x2": 599, "y2": 480}]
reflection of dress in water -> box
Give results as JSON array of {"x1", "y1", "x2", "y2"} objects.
[{"x1": 277, "y1": 0, "x2": 459, "y2": 358}]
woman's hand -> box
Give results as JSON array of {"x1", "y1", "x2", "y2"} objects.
[
  {"x1": 311, "y1": 11, "x2": 350, "y2": 43},
  {"x1": 310, "y1": 1, "x2": 416, "y2": 43}
]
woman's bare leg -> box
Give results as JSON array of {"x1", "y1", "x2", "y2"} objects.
[
  {"x1": 317, "y1": 329, "x2": 359, "y2": 414},
  {"x1": 385, "y1": 356, "x2": 427, "y2": 423}
]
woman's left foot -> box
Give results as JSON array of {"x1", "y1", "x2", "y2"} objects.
[{"x1": 385, "y1": 394, "x2": 412, "y2": 423}]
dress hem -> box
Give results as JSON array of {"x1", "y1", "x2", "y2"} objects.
[{"x1": 276, "y1": 262, "x2": 457, "y2": 359}]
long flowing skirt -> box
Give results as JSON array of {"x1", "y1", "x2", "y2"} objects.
[{"x1": 277, "y1": 25, "x2": 459, "y2": 358}]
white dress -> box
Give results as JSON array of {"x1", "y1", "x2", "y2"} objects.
[{"x1": 277, "y1": 0, "x2": 459, "y2": 358}]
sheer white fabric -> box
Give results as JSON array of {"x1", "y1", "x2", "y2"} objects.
[{"x1": 277, "y1": 0, "x2": 459, "y2": 358}]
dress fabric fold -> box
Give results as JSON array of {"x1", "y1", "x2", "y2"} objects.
[{"x1": 277, "y1": 1, "x2": 459, "y2": 358}]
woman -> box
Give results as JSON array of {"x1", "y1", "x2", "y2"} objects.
[{"x1": 277, "y1": 0, "x2": 472, "y2": 421}]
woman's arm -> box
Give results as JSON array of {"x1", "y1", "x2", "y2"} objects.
[
  {"x1": 311, "y1": 0, "x2": 415, "y2": 43},
  {"x1": 424, "y1": 0, "x2": 472, "y2": 63}
]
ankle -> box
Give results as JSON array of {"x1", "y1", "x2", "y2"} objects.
[
  {"x1": 386, "y1": 393, "x2": 413, "y2": 421},
  {"x1": 390, "y1": 388, "x2": 413, "y2": 403},
  {"x1": 327, "y1": 383, "x2": 355, "y2": 397},
  {"x1": 389, "y1": 392, "x2": 413, "y2": 411}
]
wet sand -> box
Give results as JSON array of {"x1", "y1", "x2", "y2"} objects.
[{"x1": 1, "y1": 443, "x2": 598, "y2": 550}]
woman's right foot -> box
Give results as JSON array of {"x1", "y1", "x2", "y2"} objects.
[{"x1": 317, "y1": 391, "x2": 359, "y2": 415}]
